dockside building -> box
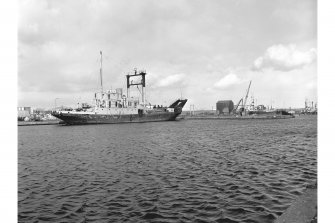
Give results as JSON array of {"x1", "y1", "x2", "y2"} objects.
[{"x1": 216, "y1": 100, "x2": 234, "y2": 115}]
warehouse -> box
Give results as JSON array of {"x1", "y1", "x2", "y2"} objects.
[{"x1": 216, "y1": 100, "x2": 234, "y2": 115}]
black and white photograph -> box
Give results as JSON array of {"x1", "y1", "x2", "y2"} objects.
[{"x1": 13, "y1": 0, "x2": 322, "y2": 222}]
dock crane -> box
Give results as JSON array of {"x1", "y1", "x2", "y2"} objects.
[
  {"x1": 233, "y1": 81, "x2": 252, "y2": 115},
  {"x1": 234, "y1": 98, "x2": 243, "y2": 113},
  {"x1": 243, "y1": 81, "x2": 252, "y2": 115}
]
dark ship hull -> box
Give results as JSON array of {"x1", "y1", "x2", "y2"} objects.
[{"x1": 52, "y1": 99, "x2": 187, "y2": 125}]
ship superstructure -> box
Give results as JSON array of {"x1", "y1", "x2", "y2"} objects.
[{"x1": 52, "y1": 52, "x2": 187, "y2": 125}]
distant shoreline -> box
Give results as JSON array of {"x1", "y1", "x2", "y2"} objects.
[
  {"x1": 18, "y1": 120, "x2": 60, "y2": 126},
  {"x1": 181, "y1": 115, "x2": 295, "y2": 120}
]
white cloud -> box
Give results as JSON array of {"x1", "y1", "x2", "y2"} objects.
[
  {"x1": 214, "y1": 73, "x2": 244, "y2": 89},
  {"x1": 153, "y1": 73, "x2": 186, "y2": 88},
  {"x1": 17, "y1": 1, "x2": 316, "y2": 108},
  {"x1": 253, "y1": 44, "x2": 316, "y2": 71},
  {"x1": 306, "y1": 81, "x2": 317, "y2": 90}
]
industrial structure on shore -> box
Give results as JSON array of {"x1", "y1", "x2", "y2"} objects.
[
  {"x1": 17, "y1": 107, "x2": 32, "y2": 119},
  {"x1": 216, "y1": 100, "x2": 234, "y2": 115},
  {"x1": 17, "y1": 107, "x2": 58, "y2": 122},
  {"x1": 303, "y1": 99, "x2": 317, "y2": 114},
  {"x1": 214, "y1": 81, "x2": 317, "y2": 117},
  {"x1": 216, "y1": 81, "x2": 258, "y2": 116}
]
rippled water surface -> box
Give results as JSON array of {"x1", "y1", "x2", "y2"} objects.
[{"x1": 18, "y1": 116, "x2": 317, "y2": 223}]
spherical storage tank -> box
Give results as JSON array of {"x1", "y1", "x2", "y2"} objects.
[{"x1": 216, "y1": 100, "x2": 234, "y2": 114}]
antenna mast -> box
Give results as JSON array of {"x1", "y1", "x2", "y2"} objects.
[{"x1": 100, "y1": 51, "x2": 103, "y2": 93}]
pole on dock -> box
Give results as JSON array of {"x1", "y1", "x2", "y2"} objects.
[{"x1": 100, "y1": 51, "x2": 103, "y2": 94}]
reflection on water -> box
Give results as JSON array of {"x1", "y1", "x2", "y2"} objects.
[{"x1": 18, "y1": 116, "x2": 317, "y2": 223}]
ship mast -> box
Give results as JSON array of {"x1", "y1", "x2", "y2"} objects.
[{"x1": 100, "y1": 51, "x2": 103, "y2": 93}]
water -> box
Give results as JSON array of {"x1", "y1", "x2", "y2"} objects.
[{"x1": 18, "y1": 116, "x2": 317, "y2": 223}]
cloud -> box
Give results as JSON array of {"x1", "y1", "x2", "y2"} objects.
[
  {"x1": 305, "y1": 81, "x2": 317, "y2": 90},
  {"x1": 152, "y1": 73, "x2": 186, "y2": 88},
  {"x1": 214, "y1": 73, "x2": 244, "y2": 89},
  {"x1": 17, "y1": 0, "x2": 317, "y2": 108},
  {"x1": 253, "y1": 44, "x2": 316, "y2": 71}
]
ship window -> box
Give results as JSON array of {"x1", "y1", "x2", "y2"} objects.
[
  {"x1": 108, "y1": 94, "x2": 110, "y2": 99},
  {"x1": 115, "y1": 102, "x2": 117, "y2": 107},
  {"x1": 109, "y1": 101, "x2": 111, "y2": 108}
]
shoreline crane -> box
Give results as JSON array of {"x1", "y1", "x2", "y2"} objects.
[
  {"x1": 243, "y1": 81, "x2": 252, "y2": 115},
  {"x1": 233, "y1": 80, "x2": 252, "y2": 116}
]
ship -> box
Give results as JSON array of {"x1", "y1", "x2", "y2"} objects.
[{"x1": 51, "y1": 52, "x2": 187, "y2": 125}]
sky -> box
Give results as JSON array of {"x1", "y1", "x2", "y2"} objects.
[{"x1": 18, "y1": 0, "x2": 317, "y2": 109}]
